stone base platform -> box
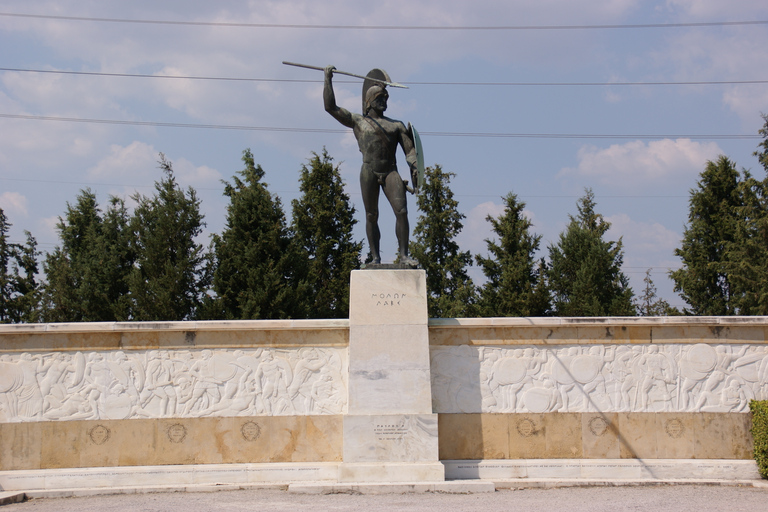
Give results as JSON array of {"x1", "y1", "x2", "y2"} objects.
[
  {"x1": 1, "y1": 459, "x2": 762, "y2": 497},
  {"x1": 443, "y1": 459, "x2": 762, "y2": 481},
  {"x1": 339, "y1": 462, "x2": 445, "y2": 482}
]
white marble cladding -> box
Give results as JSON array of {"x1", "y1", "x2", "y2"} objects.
[
  {"x1": 431, "y1": 343, "x2": 768, "y2": 414},
  {"x1": 0, "y1": 347, "x2": 347, "y2": 423}
]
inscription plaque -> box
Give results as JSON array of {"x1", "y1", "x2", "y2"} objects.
[
  {"x1": 516, "y1": 418, "x2": 537, "y2": 437},
  {"x1": 88, "y1": 424, "x2": 110, "y2": 445},
  {"x1": 241, "y1": 421, "x2": 262, "y2": 441},
  {"x1": 374, "y1": 422, "x2": 408, "y2": 441},
  {"x1": 588, "y1": 416, "x2": 609, "y2": 437},
  {"x1": 665, "y1": 418, "x2": 686, "y2": 438},
  {"x1": 167, "y1": 423, "x2": 188, "y2": 443}
]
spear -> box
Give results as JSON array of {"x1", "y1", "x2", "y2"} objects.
[{"x1": 282, "y1": 61, "x2": 408, "y2": 89}]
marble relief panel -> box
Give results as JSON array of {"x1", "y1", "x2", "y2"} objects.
[
  {"x1": 431, "y1": 344, "x2": 768, "y2": 414},
  {"x1": 0, "y1": 347, "x2": 347, "y2": 423}
]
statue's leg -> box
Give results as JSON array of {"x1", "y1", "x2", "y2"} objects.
[
  {"x1": 383, "y1": 172, "x2": 417, "y2": 266},
  {"x1": 360, "y1": 167, "x2": 381, "y2": 263}
]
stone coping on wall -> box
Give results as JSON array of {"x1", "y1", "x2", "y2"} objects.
[
  {"x1": 429, "y1": 316, "x2": 768, "y2": 346},
  {"x1": 0, "y1": 320, "x2": 350, "y2": 352},
  {"x1": 0, "y1": 319, "x2": 349, "y2": 334},
  {"x1": 2, "y1": 316, "x2": 767, "y2": 352},
  {"x1": 430, "y1": 316, "x2": 768, "y2": 327},
  {"x1": 2, "y1": 316, "x2": 765, "y2": 332}
]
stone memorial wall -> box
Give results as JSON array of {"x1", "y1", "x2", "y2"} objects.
[
  {"x1": 0, "y1": 347, "x2": 347, "y2": 423},
  {"x1": 0, "y1": 315, "x2": 766, "y2": 474},
  {"x1": 430, "y1": 343, "x2": 765, "y2": 414}
]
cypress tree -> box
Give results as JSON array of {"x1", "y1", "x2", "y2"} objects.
[
  {"x1": 475, "y1": 192, "x2": 549, "y2": 317},
  {"x1": 129, "y1": 155, "x2": 208, "y2": 321},
  {"x1": 212, "y1": 149, "x2": 308, "y2": 319},
  {"x1": 410, "y1": 165, "x2": 477, "y2": 317},
  {"x1": 547, "y1": 189, "x2": 634, "y2": 316},
  {"x1": 725, "y1": 117, "x2": 768, "y2": 314},
  {"x1": 42, "y1": 190, "x2": 133, "y2": 321},
  {"x1": 0, "y1": 208, "x2": 40, "y2": 323},
  {"x1": 670, "y1": 156, "x2": 741, "y2": 315},
  {"x1": 290, "y1": 150, "x2": 361, "y2": 318}
]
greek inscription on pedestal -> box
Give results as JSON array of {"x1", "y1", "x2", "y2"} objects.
[
  {"x1": 516, "y1": 418, "x2": 537, "y2": 437},
  {"x1": 588, "y1": 416, "x2": 609, "y2": 437},
  {"x1": 665, "y1": 418, "x2": 686, "y2": 438},
  {"x1": 374, "y1": 422, "x2": 407, "y2": 441},
  {"x1": 241, "y1": 421, "x2": 261, "y2": 441},
  {"x1": 167, "y1": 423, "x2": 187, "y2": 443},
  {"x1": 371, "y1": 292, "x2": 405, "y2": 307},
  {"x1": 88, "y1": 424, "x2": 110, "y2": 445}
]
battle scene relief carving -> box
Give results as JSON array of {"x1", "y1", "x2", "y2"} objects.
[
  {"x1": 0, "y1": 347, "x2": 347, "y2": 423},
  {"x1": 431, "y1": 344, "x2": 768, "y2": 414}
]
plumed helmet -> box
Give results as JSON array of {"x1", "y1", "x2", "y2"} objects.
[{"x1": 364, "y1": 85, "x2": 388, "y2": 114}]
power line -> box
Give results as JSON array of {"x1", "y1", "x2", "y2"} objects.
[
  {"x1": 0, "y1": 177, "x2": 695, "y2": 199},
  {"x1": 3, "y1": 67, "x2": 767, "y2": 87},
  {"x1": 0, "y1": 113, "x2": 760, "y2": 140},
  {"x1": 0, "y1": 12, "x2": 767, "y2": 30}
]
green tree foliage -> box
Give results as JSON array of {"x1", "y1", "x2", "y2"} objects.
[
  {"x1": 290, "y1": 150, "x2": 361, "y2": 318},
  {"x1": 755, "y1": 113, "x2": 768, "y2": 171},
  {"x1": 0, "y1": 208, "x2": 40, "y2": 322},
  {"x1": 725, "y1": 117, "x2": 768, "y2": 314},
  {"x1": 670, "y1": 156, "x2": 741, "y2": 315},
  {"x1": 635, "y1": 269, "x2": 676, "y2": 316},
  {"x1": 410, "y1": 165, "x2": 477, "y2": 317},
  {"x1": 475, "y1": 192, "x2": 549, "y2": 317},
  {"x1": 212, "y1": 149, "x2": 308, "y2": 319},
  {"x1": 42, "y1": 190, "x2": 133, "y2": 321},
  {"x1": 129, "y1": 155, "x2": 208, "y2": 321},
  {"x1": 547, "y1": 189, "x2": 635, "y2": 316}
]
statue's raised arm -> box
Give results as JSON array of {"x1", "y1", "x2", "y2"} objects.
[{"x1": 324, "y1": 66, "x2": 356, "y2": 129}]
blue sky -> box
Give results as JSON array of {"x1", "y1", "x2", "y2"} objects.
[{"x1": 1, "y1": 1, "x2": 768, "y2": 310}]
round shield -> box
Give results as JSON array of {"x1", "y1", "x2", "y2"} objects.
[
  {"x1": 104, "y1": 395, "x2": 133, "y2": 420},
  {"x1": 523, "y1": 388, "x2": 552, "y2": 413},
  {"x1": 212, "y1": 353, "x2": 238, "y2": 381},
  {"x1": 679, "y1": 361, "x2": 709, "y2": 381},
  {"x1": 362, "y1": 68, "x2": 391, "y2": 113},
  {"x1": 734, "y1": 353, "x2": 764, "y2": 383},
  {"x1": 493, "y1": 357, "x2": 527, "y2": 385},
  {"x1": 571, "y1": 355, "x2": 600, "y2": 384},
  {"x1": 686, "y1": 344, "x2": 717, "y2": 373},
  {"x1": 553, "y1": 358, "x2": 575, "y2": 385}
]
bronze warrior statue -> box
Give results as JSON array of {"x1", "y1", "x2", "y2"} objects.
[{"x1": 323, "y1": 65, "x2": 420, "y2": 266}]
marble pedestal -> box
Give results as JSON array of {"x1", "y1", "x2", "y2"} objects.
[{"x1": 341, "y1": 270, "x2": 443, "y2": 482}]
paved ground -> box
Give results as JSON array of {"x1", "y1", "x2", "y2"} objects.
[{"x1": 2, "y1": 485, "x2": 767, "y2": 512}]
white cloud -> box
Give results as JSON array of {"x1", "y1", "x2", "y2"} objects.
[
  {"x1": 645, "y1": 16, "x2": 768, "y2": 124},
  {"x1": 605, "y1": 212, "x2": 682, "y2": 300},
  {"x1": 87, "y1": 141, "x2": 222, "y2": 197},
  {"x1": 171, "y1": 159, "x2": 222, "y2": 185},
  {"x1": 38, "y1": 216, "x2": 60, "y2": 241},
  {"x1": 0, "y1": 192, "x2": 29, "y2": 217},
  {"x1": 723, "y1": 86, "x2": 768, "y2": 124},
  {"x1": 606, "y1": 213, "x2": 680, "y2": 256},
  {"x1": 88, "y1": 141, "x2": 159, "y2": 180},
  {"x1": 559, "y1": 139, "x2": 722, "y2": 190},
  {"x1": 662, "y1": 0, "x2": 766, "y2": 19},
  {"x1": 456, "y1": 200, "x2": 507, "y2": 255}
]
